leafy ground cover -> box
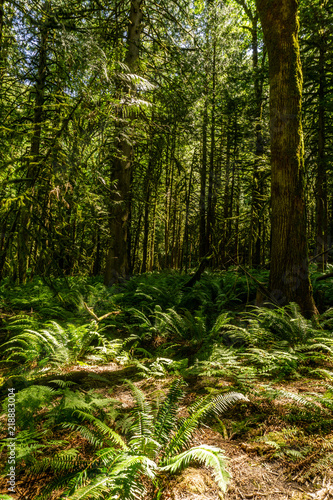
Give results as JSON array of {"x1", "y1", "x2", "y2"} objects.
[{"x1": 0, "y1": 270, "x2": 333, "y2": 499}]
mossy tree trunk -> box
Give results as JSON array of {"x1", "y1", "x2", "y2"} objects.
[
  {"x1": 256, "y1": 0, "x2": 317, "y2": 317},
  {"x1": 0, "y1": 0, "x2": 4, "y2": 88},
  {"x1": 207, "y1": 39, "x2": 216, "y2": 256}
]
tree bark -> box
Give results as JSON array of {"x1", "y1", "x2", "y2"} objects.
[
  {"x1": 256, "y1": 0, "x2": 317, "y2": 317},
  {"x1": 315, "y1": 41, "x2": 328, "y2": 272},
  {"x1": 207, "y1": 40, "x2": 216, "y2": 256},
  {"x1": 221, "y1": 113, "x2": 232, "y2": 265},
  {"x1": 199, "y1": 88, "x2": 208, "y2": 259},
  {"x1": 18, "y1": 8, "x2": 48, "y2": 283},
  {"x1": 0, "y1": 0, "x2": 4, "y2": 87},
  {"x1": 104, "y1": 0, "x2": 143, "y2": 285},
  {"x1": 248, "y1": 15, "x2": 265, "y2": 268}
]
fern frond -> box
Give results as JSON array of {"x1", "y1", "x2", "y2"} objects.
[
  {"x1": 309, "y1": 368, "x2": 333, "y2": 379},
  {"x1": 210, "y1": 392, "x2": 249, "y2": 417},
  {"x1": 284, "y1": 448, "x2": 304, "y2": 459},
  {"x1": 165, "y1": 390, "x2": 248, "y2": 458},
  {"x1": 31, "y1": 450, "x2": 83, "y2": 474},
  {"x1": 303, "y1": 452, "x2": 333, "y2": 479},
  {"x1": 66, "y1": 475, "x2": 112, "y2": 500},
  {"x1": 161, "y1": 445, "x2": 230, "y2": 493},
  {"x1": 110, "y1": 453, "x2": 158, "y2": 479},
  {"x1": 124, "y1": 381, "x2": 158, "y2": 457},
  {"x1": 153, "y1": 379, "x2": 185, "y2": 445},
  {"x1": 62, "y1": 422, "x2": 104, "y2": 448},
  {"x1": 49, "y1": 379, "x2": 78, "y2": 388},
  {"x1": 267, "y1": 389, "x2": 318, "y2": 409},
  {"x1": 70, "y1": 410, "x2": 128, "y2": 450},
  {"x1": 164, "y1": 402, "x2": 210, "y2": 458}
]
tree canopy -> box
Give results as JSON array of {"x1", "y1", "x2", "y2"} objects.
[{"x1": 1, "y1": 0, "x2": 333, "y2": 307}]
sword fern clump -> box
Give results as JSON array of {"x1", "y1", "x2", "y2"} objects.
[
  {"x1": 1, "y1": 320, "x2": 125, "y2": 369},
  {"x1": 33, "y1": 379, "x2": 247, "y2": 499}
]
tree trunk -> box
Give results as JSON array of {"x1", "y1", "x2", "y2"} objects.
[
  {"x1": 18, "y1": 10, "x2": 48, "y2": 283},
  {"x1": 0, "y1": 0, "x2": 4, "y2": 89},
  {"x1": 199, "y1": 88, "x2": 208, "y2": 259},
  {"x1": 141, "y1": 151, "x2": 152, "y2": 273},
  {"x1": 248, "y1": 16, "x2": 265, "y2": 268},
  {"x1": 104, "y1": 0, "x2": 143, "y2": 286},
  {"x1": 315, "y1": 41, "x2": 328, "y2": 272},
  {"x1": 221, "y1": 113, "x2": 232, "y2": 265},
  {"x1": 207, "y1": 40, "x2": 216, "y2": 256},
  {"x1": 149, "y1": 193, "x2": 157, "y2": 271},
  {"x1": 182, "y1": 151, "x2": 195, "y2": 272},
  {"x1": 256, "y1": 0, "x2": 317, "y2": 317}
]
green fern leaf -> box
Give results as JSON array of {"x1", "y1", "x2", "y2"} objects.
[
  {"x1": 71, "y1": 410, "x2": 128, "y2": 450},
  {"x1": 161, "y1": 444, "x2": 230, "y2": 493}
]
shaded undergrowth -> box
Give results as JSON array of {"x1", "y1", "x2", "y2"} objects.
[{"x1": 0, "y1": 269, "x2": 333, "y2": 498}]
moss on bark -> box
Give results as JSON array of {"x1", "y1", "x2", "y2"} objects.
[{"x1": 256, "y1": 0, "x2": 317, "y2": 317}]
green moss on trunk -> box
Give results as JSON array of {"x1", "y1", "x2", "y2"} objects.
[{"x1": 256, "y1": 0, "x2": 317, "y2": 317}]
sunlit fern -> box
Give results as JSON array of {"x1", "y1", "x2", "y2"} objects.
[
  {"x1": 0, "y1": 320, "x2": 125, "y2": 368},
  {"x1": 30, "y1": 379, "x2": 247, "y2": 499},
  {"x1": 246, "y1": 303, "x2": 322, "y2": 344}
]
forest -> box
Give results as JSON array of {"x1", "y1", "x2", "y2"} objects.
[{"x1": 0, "y1": 0, "x2": 333, "y2": 498}]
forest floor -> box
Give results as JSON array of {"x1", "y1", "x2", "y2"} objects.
[
  {"x1": 1, "y1": 271, "x2": 333, "y2": 500},
  {"x1": 1, "y1": 362, "x2": 332, "y2": 500}
]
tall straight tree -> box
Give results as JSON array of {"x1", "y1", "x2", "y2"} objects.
[
  {"x1": 301, "y1": 0, "x2": 333, "y2": 272},
  {"x1": 235, "y1": 0, "x2": 266, "y2": 267},
  {"x1": 256, "y1": 0, "x2": 317, "y2": 317},
  {"x1": 104, "y1": 0, "x2": 143, "y2": 285}
]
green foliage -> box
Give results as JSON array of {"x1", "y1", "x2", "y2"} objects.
[
  {"x1": 134, "y1": 357, "x2": 187, "y2": 379},
  {"x1": 0, "y1": 278, "x2": 77, "y2": 320},
  {"x1": 183, "y1": 303, "x2": 333, "y2": 384},
  {"x1": 19, "y1": 379, "x2": 247, "y2": 499},
  {"x1": 256, "y1": 427, "x2": 306, "y2": 460},
  {"x1": 0, "y1": 385, "x2": 116, "y2": 481},
  {"x1": 302, "y1": 453, "x2": 333, "y2": 480},
  {"x1": 114, "y1": 273, "x2": 186, "y2": 315},
  {"x1": 3, "y1": 385, "x2": 56, "y2": 429},
  {"x1": 243, "y1": 305, "x2": 333, "y2": 378},
  {"x1": 1, "y1": 272, "x2": 333, "y2": 497},
  {"x1": 160, "y1": 445, "x2": 230, "y2": 491},
  {"x1": 0, "y1": 320, "x2": 125, "y2": 368}
]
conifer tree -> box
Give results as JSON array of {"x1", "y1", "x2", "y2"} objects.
[{"x1": 256, "y1": 0, "x2": 317, "y2": 317}]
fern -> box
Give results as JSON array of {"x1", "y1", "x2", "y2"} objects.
[
  {"x1": 1, "y1": 429, "x2": 48, "y2": 464},
  {"x1": 0, "y1": 320, "x2": 125, "y2": 368},
  {"x1": 265, "y1": 388, "x2": 319, "y2": 409},
  {"x1": 29, "y1": 380, "x2": 245, "y2": 499},
  {"x1": 153, "y1": 379, "x2": 185, "y2": 445},
  {"x1": 303, "y1": 453, "x2": 333, "y2": 479},
  {"x1": 164, "y1": 391, "x2": 248, "y2": 458},
  {"x1": 2, "y1": 385, "x2": 57, "y2": 430},
  {"x1": 160, "y1": 445, "x2": 230, "y2": 493},
  {"x1": 246, "y1": 303, "x2": 322, "y2": 344},
  {"x1": 31, "y1": 449, "x2": 83, "y2": 475},
  {"x1": 65, "y1": 410, "x2": 128, "y2": 450},
  {"x1": 126, "y1": 381, "x2": 159, "y2": 457}
]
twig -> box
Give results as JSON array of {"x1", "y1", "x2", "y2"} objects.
[{"x1": 84, "y1": 302, "x2": 121, "y2": 322}]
